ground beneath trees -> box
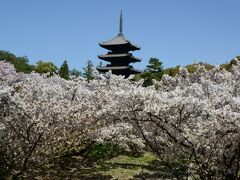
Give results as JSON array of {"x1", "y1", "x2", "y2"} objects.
[{"x1": 21, "y1": 152, "x2": 183, "y2": 180}]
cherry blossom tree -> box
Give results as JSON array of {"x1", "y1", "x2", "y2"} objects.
[
  {"x1": 100, "y1": 63, "x2": 240, "y2": 179},
  {"x1": 1, "y1": 60, "x2": 240, "y2": 179},
  {"x1": 0, "y1": 63, "x2": 108, "y2": 177}
]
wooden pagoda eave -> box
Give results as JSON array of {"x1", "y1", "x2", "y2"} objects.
[
  {"x1": 99, "y1": 34, "x2": 140, "y2": 51},
  {"x1": 98, "y1": 53, "x2": 129, "y2": 58},
  {"x1": 99, "y1": 43, "x2": 140, "y2": 51},
  {"x1": 96, "y1": 66, "x2": 141, "y2": 73},
  {"x1": 98, "y1": 54, "x2": 141, "y2": 62}
]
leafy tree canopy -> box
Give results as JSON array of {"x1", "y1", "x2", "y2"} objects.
[
  {"x1": 0, "y1": 50, "x2": 34, "y2": 73},
  {"x1": 34, "y1": 61, "x2": 58, "y2": 75}
]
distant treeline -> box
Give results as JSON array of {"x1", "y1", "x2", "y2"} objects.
[{"x1": 0, "y1": 50, "x2": 239, "y2": 86}]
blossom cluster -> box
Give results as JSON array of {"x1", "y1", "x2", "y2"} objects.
[{"x1": 0, "y1": 60, "x2": 240, "y2": 179}]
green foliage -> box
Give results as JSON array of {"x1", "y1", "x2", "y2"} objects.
[
  {"x1": 185, "y1": 64, "x2": 198, "y2": 73},
  {"x1": 163, "y1": 66, "x2": 180, "y2": 77},
  {"x1": 83, "y1": 60, "x2": 94, "y2": 83},
  {"x1": 200, "y1": 62, "x2": 215, "y2": 71},
  {"x1": 70, "y1": 68, "x2": 82, "y2": 78},
  {"x1": 97, "y1": 152, "x2": 157, "y2": 179},
  {"x1": 145, "y1": 58, "x2": 164, "y2": 73},
  {"x1": 0, "y1": 50, "x2": 34, "y2": 73},
  {"x1": 185, "y1": 62, "x2": 214, "y2": 73},
  {"x1": 132, "y1": 73, "x2": 142, "y2": 81},
  {"x1": 141, "y1": 58, "x2": 164, "y2": 86},
  {"x1": 34, "y1": 61, "x2": 58, "y2": 75},
  {"x1": 141, "y1": 72, "x2": 154, "y2": 87},
  {"x1": 221, "y1": 56, "x2": 240, "y2": 71},
  {"x1": 163, "y1": 62, "x2": 214, "y2": 77},
  {"x1": 59, "y1": 60, "x2": 70, "y2": 80},
  {"x1": 14, "y1": 56, "x2": 35, "y2": 73},
  {"x1": 85, "y1": 143, "x2": 121, "y2": 161},
  {"x1": 108, "y1": 152, "x2": 156, "y2": 166}
]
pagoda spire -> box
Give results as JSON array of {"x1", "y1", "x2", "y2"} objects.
[{"x1": 119, "y1": 10, "x2": 123, "y2": 35}]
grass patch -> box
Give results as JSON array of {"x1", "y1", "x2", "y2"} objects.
[
  {"x1": 18, "y1": 143, "x2": 187, "y2": 179},
  {"x1": 108, "y1": 152, "x2": 156, "y2": 166},
  {"x1": 95, "y1": 152, "x2": 157, "y2": 179}
]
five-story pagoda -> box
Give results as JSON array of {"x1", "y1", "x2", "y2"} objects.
[{"x1": 97, "y1": 11, "x2": 141, "y2": 77}]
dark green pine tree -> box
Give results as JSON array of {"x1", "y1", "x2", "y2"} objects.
[
  {"x1": 83, "y1": 60, "x2": 94, "y2": 83},
  {"x1": 145, "y1": 58, "x2": 163, "y2": 73},
  {"x1": 59, "y1": 60, "x2": 70, "y2": 80},
  {"x1": 142, "y1": 58, "x2": 164, "y2": 87}
]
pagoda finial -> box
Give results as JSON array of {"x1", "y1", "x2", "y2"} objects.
[{"x1": 119, "y1": 10, "x2": 123, "y2": 35}]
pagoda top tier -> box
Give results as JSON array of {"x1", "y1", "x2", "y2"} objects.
[
  {"x1": 99, "y1": 11, "x2": 140, "y2": 52},
  {"x1": 99, "y1": 34, "x2": 140, "y2": 51}
]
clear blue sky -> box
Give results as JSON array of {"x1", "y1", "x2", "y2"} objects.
[{"x1": 1, "y1": 0, "x2": 240, "y2": 70}]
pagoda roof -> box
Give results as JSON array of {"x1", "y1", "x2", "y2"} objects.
[
  {"x1": 99, "y1": 34, "x2": 140, "y2": 51},
  {"x1": 98, "y1": 53, "x2": 141, "y2": 62}
]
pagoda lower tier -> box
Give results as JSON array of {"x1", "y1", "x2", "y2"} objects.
[{"x1": 96, "y1": 65, "x2": 141, "y2": 77}]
